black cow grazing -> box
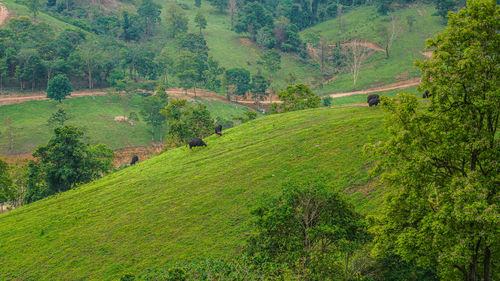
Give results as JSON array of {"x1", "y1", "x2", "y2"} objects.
[
  {"x1": 215, "y1": 124, "x2": 222, "y2": 136},
  {"x1": 367, "y1": 94, "x2": 380, "y2": 107},
  {"x1": 130, "y1": 154, "x2": 139, "y2": 165},
  {"x1": 188, "y1": 138, "x2": 207, "y2": 149},
  {"x1": 423, "y1": 90, "x2": 430, "y2": 99}
]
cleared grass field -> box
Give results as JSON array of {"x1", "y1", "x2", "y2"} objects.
[
  {"x1": 0, "y1": 95, "x2": 250, "y2": 154},
  {"x1": 0, "y1": 106, "x2": 387, "y2": 280}
]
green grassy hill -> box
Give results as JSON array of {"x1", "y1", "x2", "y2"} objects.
[{"x1": 0, "y1": 106, "x2": 386, "y2": 280}]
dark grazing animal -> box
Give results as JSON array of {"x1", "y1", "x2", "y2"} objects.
[
  {"x1": 367, "y1": 94, "x2": 380, "y2": 107},
  {"x1": 130, "y1": 154, "x2": 139, "y2": 165},
  {"x1": 422, "y1": 90, "x2": 430, "y2": 99},
  {"x1": 215, "y1": 124, "x2": 222, "y2": 136},
  {"x1": 188, "y1": 138, "x2": 207, "y2": 149}
]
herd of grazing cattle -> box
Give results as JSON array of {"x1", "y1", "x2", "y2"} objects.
[{"x1": 131, "y1": 90, "x2": 431, "y2": 164}]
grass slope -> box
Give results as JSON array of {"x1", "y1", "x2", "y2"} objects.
[
  {"x1": 0, "y1": 95, "x2": 250, "y2": 154},
  {"x1": 0, "y1": 106, "x2": 386, "y2": 280},
  {"x1": 303, "y1": 4, "x2": 443, "y2": 94}
]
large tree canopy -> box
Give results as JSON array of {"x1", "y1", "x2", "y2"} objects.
[{"x1": 370, "y1": 1, "x2": 499, "y2": 280}]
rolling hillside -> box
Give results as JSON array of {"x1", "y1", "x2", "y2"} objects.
[{"x1": 0, "y1": 106, "x2": 387, "y2": 280}]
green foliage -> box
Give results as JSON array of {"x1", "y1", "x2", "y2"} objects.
[
  {"x1": 322, "y1": 96, "x2": 332, "y2": 107},
  {"x1": 0, "y1": 157, "x2": 14, "y2": 205},
  {"x1": 246, "y1": 180, "x2": 369, "y2": 280},
  {"x1": 370, "y1": 2, "x2": 500, "y2": 280},
  {"x1": 27, "y1": 125, "x2": 114, "y2": 201},
  {"x1": 140, "y1": 92, "x2": 168, "y2": 141},
  {"x1": 194, "y1": 12, "x2": 207, "y2": 35},
  {"x1": 165, "y1": 3, "x2": 188, "y2": 38},
  {"x1": 270, "y1": 84, "x2": 320, "y2": 114},
  {"x1": 46, "y1": 74, "x2": 72, "y2": 103},
  {"x1": 259, "y1": 49, "x2": 281, "y2": 80},
  {"x1": 27, "y1": 0, "x2": 41, "y2": 20},
  {"x1": 251, "y1": 74, "x2": 269, "y2": 97},
  {"x1": 161, "y1": 99, "x2": 214, "y2": 143},
  {"x1": 137, "y1": 0, "x2": 162, "y2": 36},
  {"x1": 224, "y1": 68, "x2": 251, "y2": 95},
  {"x1": 235, "y1": 2, "x2": 274, "y2": 40},
  {"x1": 47, "y1": 107, "x2": 70, "y2": 127}
]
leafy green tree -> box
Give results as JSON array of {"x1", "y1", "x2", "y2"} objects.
[
  {"x1": 0, "y1": 58, "x2": 8, "y2": 91},
  {"x1": 195, "y1": 0, "x2": 201, "y2": 8},
  {"x1": 47, "y1": 108, "x2": 70, "y2": 127},
  {"x1": 251, "y1": 74, "x2": 269, "y2": 103},
  {"x1": 165, "y1": 3, "x2": 188, "y2": 38},
  {"x1": 27, "y1": 0, "x2": 41, "y2": 21},
  {"x1": 179, "y1": 33, "x2": 209, "y2": 58},
  {"x1": 235, "y1": 2, "x2": 274, "y2": 41},
  {"x1": 174, "y1": 51, "x2": 205, "y2": 97},
  {"x1": 27, "y1": 126, "x2": 114, "y2": 200},
  {"x1": 194, "y1": 12, "x2": 207, "y2": 35},
  {"x1": 120, "y1": 10, "x2": 142, "y2": 42},
  {"x1": 246, "y1": 180, "x2": 368, "y2": 280},
  {"x1": 140, "y1": 91, "x2": 168, "y2": 141},
  {"x1": 137, "y1": 0, "x2": 162, "y2": 36},
  {"x1": 161, "y1": 99, "x2": 214, "y2": 143},
  {"x1": 270, "y1": 83, "x2": 320, "y2": 113},
  {"x1": 0, "y1": 158, "x2": 14, "y2": 212},
  {"x1": 406, "y1": 15, "x2": 416, "y2": 32},
  {"x1": 435, "y1": 0, "x2": 457, "y2": 19},
  {"x1": 47, "y1": 74, "x2": 72, "y2": 103},
  {"x1": 202, "y1": 57, "x2": 224, "y2": 91},
  {"x1": 370, "y1": 2, "x2": 500, "y2": 280},
  {"x1": 259, "y1": 49, "x2": 281, "y2": 101},
  {"x1": 209, "y1": 0, "x2": 228, "y2": 13},
  {"x1": 225, "y1": 68, "x2": 251, "y2": 95}
]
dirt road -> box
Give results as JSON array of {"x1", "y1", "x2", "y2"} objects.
[{"x1": 329, "y1": 78, "x2": 421, "y2": 98}]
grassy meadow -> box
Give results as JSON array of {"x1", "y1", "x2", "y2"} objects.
[
  {"x1": 0, "y1": 95, "x2": 250, "y2": 154},
  {"x1": 0, "y1": 106, "x2": 387, "y2": 280}
]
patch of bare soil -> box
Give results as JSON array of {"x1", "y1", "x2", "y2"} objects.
[
  {"x1": 338, "y1": 41, "x2": 385, "y2": 52},
  {"x1": 113, "y1": 145, "x2": 163, "y2": 167},
  {"x1": 0, "y1": 2, "x2": 9, "y2": 25},
  {"x1": 421, "y1": 51, "x2": 433, "y2": 58},
  {"x1": 329, "y1": 77, "x2": 421, "y2": 98},
  {"x1": 114, "y1": 116, "x2": 135, "y2": 125},
  {"x1": 417, "y1": 9, "x2": 423, "y2": 16},
  {"x1": 238, "y1": 37, "x2": 254, "y2": 47}
]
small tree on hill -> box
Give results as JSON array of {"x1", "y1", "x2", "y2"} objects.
[
  {"x1": 194, "y1": 12, "x2": 207, "y2": 35},
  {"x1": 47, "y1": 74, "x2": 72, "y2": 103},
  {"x1": 270, "y1": 83, "x2": 320, "y2": 114},
  {"x1": 47, "y1": 108, "x2": 70, "y2": 127},
  {"x1": 27, "y1": 0, "x2": 41, "y2": 21},
  {"x1": 26, "y1": 125, "x2": 114, "y2": 202},
  {"x1": 246, "y1": 181, "x2": 369, "y2": 280},
  {"x1": 0, "y1": 158, "x2": 14, "y2": 213}
]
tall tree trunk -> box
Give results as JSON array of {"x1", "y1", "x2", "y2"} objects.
[
  {"x1": 484, "y1": 246, "x2": 491, "y2": 281},
  {"x1": 88, "y1": 67, "x2": 92, "y2": 89}
]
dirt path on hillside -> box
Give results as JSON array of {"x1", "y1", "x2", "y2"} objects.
[
  {"x1": 0, "y1": 90, "x2": 108, "y2": 106},
  {"x1": 338, "y1": 41, "x2": 385, "y2": 52},
  {"x1": 0, "y1": 2, "x2": 9, "y2": 25},
  {"x1": 329, "y1": 77, "x2": 421, "y2": 98}
]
